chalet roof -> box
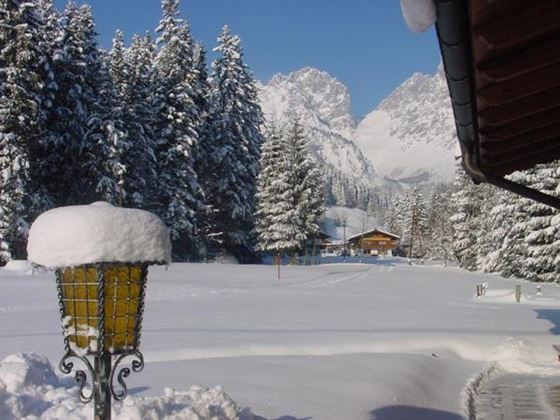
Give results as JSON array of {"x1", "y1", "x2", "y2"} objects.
[
  {"x1": 346, "y1": 228, "x2": 400, "y2": 242},
  {"x1": 317, "y1": 230, "x2": 331, "y2": 240},
  {"x1": 434, "y1": 0, "x2": 560, "y2": 209}
]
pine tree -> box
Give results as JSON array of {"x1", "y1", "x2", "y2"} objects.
[
  {"x1": 285, "y1": 119, "x2": 325, "y2": 241},
  {"x1": 124, "y1": 32, "x2": 158, "y2": 208},
  {"x1": 400, "y1": 186, "x2": 429, "y2": 258},
  {"x1": 522, "y1": 163, "x2": 559, "y2": 282},
  {"x1": 255, "y1": 120, "x2": 324, "y2": 255},
  {"x1": 152, "y1": 0, "x2": 203, "y2": 259},
  {"x1": 109, "y1": 30, "x2": 158, "y2": 208},
  {"x1": 205, "y1": 26, "x2": 264, "y2": 261},
  {"x1": 255, "y1": 123, "x2": 292, "y2": 252},
  {"x1": 384, "y1": 194, "x2": 406, "y2": 236},
  {"x1": 450, "y1": 168, "x2": 484, "y2": 270},
  {"x1": 43, "y1": 2, "x2": 118, "y2": 205},
  {"x1": 0, "y1": 0, "x2": 51, "y2": 260},
  {"x1": 425, "y1": 187, "x2": 454, "y2": 265}
]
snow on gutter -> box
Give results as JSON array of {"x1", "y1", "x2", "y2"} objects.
[{"x1": 400, "y1": 0, "x2": 437, "y2": 33}]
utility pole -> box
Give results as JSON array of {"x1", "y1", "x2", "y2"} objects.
[
  {"x1": 343, "y1": 219, "x2": 347, "y2": 263},
  {"x1": 361, "y1": 214, "x2": 365, "y2": 261},
  {"x1": 408, "y1": 203, "x2": 416, "y2": 261}
]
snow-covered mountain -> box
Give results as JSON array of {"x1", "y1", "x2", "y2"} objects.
[
  {"x1": 355, "y1": 65, "x2": 458, "y2": 183},
  {"x1": 258, "y1": 67, "x2": 375, "y2": 182},
  {"x1": 258, "y1": 65, "x2": 458, "y2": 194}
]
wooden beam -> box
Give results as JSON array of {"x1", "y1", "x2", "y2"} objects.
[
  {"x1": 477, "y1": 63, "x2": 560, "y2": 107},
  {"x1": 478, "y1": 35, "x2": 560, "y2": 83},
  {"x1": 481, "y1": 123, "x2": 560, "y2": 156},
  {"x1": 480, "y1": 146, "x2": 560, "y2": 177},
  {"x1": 479, "y1": 106, "x2": 560, "y2": 141},
  {"x1": 478, "y1": 86, "x2": 560, "y2": 126},
  {"x1": 480, "y1": 137, "x2": 560, "y2": 162},
  {"x1": 475, "y1": 1, "x2": 560, "y2": 50}
]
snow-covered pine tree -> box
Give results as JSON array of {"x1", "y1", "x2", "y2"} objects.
[
  {"x1": 108, "y1": 29, "x2": 130, "y2": 205},
  {"x1": 75, "y1": 5, "x2": 121, "y2": 204},
  {"x1": 0, "y1": 0, "x2": 51, "y2": 260},
  {"x1": 475, "y1": 189, "x2": 508, "y2": 273},
  {"x1": 192, "y1": 42, "x2": 210, "y2": 124},
  {"x1": 255, "y1": 123, "x2": 293, "y2": 253},
  {"x1": 384, "y1": 194, "x2": 406, "y2": 237},
  {"x1": 474, "y1": 183, "x2": 504, "y2": 273},
  {"x1": 152, "y1": 0, "x2": 203, "y2": 259},
  {"x1": 522, "y1": 162, "x2": 559, "y2": 282},
  {"x1": 285, "y1": 119, "x2": 325, "y2": 241},
  {"x1": 450, "y1": 168, "x2": 485, "y2": 270},
  {"x1": 205, "y1": 26, "x2": 264, "y2": 261},
  {"x1": 400, "y1": 186, "x2": 429, "y2": 258},
  {"x1": 191, "y1": 41, "x2": 213, "y2": 252},
  {"x1": 123, "y1": 32, "x2": 158, "y2": 208},
  {"x1": 492, "y1": 170, "x2": 537, "y2": 279},
  {"x1": 109, "y1": 30, "x2": 158, "y2": 208},
  {"x1": 255, "y1": 120, "x2": 324, "y2": 255},
  {"x1": 424, "y1": 187, "x2": 454, "y2": 265},
  {"x1": 42, "y1": 2, "x2": 118, "y2": 205}
]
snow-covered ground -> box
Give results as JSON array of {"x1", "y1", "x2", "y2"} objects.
[{"x1": 1, "y1": 260, "x2": 559, "y2": 419}]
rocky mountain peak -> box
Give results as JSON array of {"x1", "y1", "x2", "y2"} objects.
[
  {"x1": 355, "y1": 66, "x2": 458, "y2": 183},
  {"x1": 259, "y1": 67, "x2": 374, "y2": 182}
]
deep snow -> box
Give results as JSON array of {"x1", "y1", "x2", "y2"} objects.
[{"x1": 1, "y1": 260, "x2": 558, "y2": 419}]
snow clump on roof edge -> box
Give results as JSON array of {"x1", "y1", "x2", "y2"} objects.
[
  {"x1": 400, "y1": 0, "x2": 437, "y2": 33},
  {"x1": 27, "y1": 202, "x2": 171, "y2": 268}
]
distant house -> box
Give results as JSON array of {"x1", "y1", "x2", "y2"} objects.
[
  {"x1": 316, "y1": 231, "x2": 333, "y2": 250},
  {"x1": 345, "y1": 229, "x2": 400, "y2": 256}
]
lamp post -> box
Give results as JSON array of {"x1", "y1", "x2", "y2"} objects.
[{"x1": 27, "y1": 202, "x2": 171, "y2": 420}]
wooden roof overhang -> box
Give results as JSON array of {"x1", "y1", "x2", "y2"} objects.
[
  {"x1": 435, "y1": 0, "x2": 560, "y2": 209},
  {"x1": 346, "y1": 229, "x2": 400, "y2": 243}
]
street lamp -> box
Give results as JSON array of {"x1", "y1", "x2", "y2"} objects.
[{"x1": 27, "y1": 202, "x2": 171, "y2": 420}]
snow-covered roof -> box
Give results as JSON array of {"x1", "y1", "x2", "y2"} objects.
[
  {"x1": 346, "y1": 228, "x2": 401, "y2": 242},
  {"x1": 27, "y1": 202, "x2": 171, "y2": 268},
  {"x1": 400, "y1": 0, "x2": 436, "y2": 33}
]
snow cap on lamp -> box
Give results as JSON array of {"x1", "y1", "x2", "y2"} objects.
[{"x1": 27, "y1": 202, "x2": 171, "y2": 268}]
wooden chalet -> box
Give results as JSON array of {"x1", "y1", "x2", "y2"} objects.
[
  {"x1": 345, "y1": 229, "x2": 400, "y2": 256},
  {"x1": 317, "y1": 231, "x2": 332, "y2": 250},
  {"x1": 434, "y1": 0, "x2": 560, "y2": 209}
]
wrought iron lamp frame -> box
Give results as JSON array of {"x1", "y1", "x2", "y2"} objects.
[{"x1": 55, "y1": 262, "x2": 150, "y2": 420}]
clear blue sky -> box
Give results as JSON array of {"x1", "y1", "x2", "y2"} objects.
[{"x1": 54, "y1": 0, "x2": 441, "y2": 117}]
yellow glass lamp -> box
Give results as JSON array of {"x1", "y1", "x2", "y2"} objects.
[{"x1": 59, "y1": 264, "x2": 146, "y2": 354}]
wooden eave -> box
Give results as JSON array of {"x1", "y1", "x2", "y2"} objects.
[
  {"x1": 472, "y1": 0, "x2": 560, "y2": 177},
  {"x1": 435, "y1": 0, "x2": 560, "y2": 209}
]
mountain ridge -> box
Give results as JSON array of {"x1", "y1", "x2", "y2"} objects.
[{"x1": 258, "y1": 65, "x2": 458, "y2": 199}]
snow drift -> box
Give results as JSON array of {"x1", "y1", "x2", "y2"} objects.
[{"x1": 0, "y1": 353, "x2": 254, "y2": 420}]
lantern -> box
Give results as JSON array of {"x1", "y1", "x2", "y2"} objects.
[{"x1": 27, "y1": 202, "x2": 171, "y2": 420}]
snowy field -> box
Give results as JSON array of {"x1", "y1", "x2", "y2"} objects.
[{"x1": 1, "y1": 260, "x2": 559, "y2": 419}]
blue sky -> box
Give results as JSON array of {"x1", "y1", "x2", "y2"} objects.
[{"x1": 54, "y1": 0, "x2": 441, "y2": 117}]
